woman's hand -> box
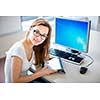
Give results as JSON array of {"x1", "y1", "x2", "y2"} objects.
[{"x1": 38, "y1": 66, "x2": 57, "y2": 76}]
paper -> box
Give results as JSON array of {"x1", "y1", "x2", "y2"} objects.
[{"x1": 45, "y1": 57, "x2": 63, "y2": 70}]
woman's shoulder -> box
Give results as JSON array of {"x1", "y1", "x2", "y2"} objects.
[
  {"x1": 9, "y1": 41, "x2": 23, "y2": 51},
  {"x1": 7, "y1": 41, "x2": 24, "y2": 57}
]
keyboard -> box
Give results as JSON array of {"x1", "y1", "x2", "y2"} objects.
[{"x1": 49, "y1": 48, "x2": 84, "y2": 64}]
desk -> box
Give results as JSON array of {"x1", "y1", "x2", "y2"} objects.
[{"x1": 44, "y1": 30, "x2": 100, "y2": 83}]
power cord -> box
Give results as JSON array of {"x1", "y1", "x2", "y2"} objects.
[
  {"x1": 80, "y1": 54, "x2": 94, "y2": 68},
  {"x1": 79, "y1": 54, "x2": 94, "y2": 74}
]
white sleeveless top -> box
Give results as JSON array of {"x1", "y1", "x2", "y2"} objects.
[{"x1": 4, "y1": 41, "x2": 35, "y2": 83}]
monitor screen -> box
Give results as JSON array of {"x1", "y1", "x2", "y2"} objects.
[{"x1": 55, "y1": 17, "x2": 90, "y2": 53}]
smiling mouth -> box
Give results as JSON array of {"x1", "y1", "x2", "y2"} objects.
[{"x1": 34, "y1": 38, "x2": 40, "y2": 44}]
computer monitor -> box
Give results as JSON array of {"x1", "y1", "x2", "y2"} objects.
[{"x1": 55, "y1": 17, "x2": 91, "y2": 54}]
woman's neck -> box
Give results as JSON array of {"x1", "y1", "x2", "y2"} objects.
[
  {"x1": 23, "y1": 38, "x2": 34, "y2": 49},
  {"x1": 22, "y1": 38, "x2": 34, "y2": 61}
]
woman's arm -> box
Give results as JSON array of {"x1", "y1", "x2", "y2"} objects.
[{"x1": 11, "y1": 56, "x2": 57, "y2": 83}]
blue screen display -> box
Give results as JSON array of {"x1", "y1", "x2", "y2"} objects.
[{"x1": 55, "y1": 17, "x2": 90, "y2": 53}]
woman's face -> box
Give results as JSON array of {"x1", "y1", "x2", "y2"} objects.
[{"x1": 28, "y1": 25, "x2": 49, "y2": 46}]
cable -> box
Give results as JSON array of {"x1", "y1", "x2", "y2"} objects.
[{"x1": 80, "y1": 54, "x2": 94, "y2": 68}]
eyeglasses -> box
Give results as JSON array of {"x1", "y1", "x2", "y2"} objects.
[{"x1": 31, "y1": 27, "x2": 48, "y2": 40}]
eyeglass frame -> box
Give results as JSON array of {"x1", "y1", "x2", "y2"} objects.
[{"x1": 30, "y1": 26, "x2": 48, "y2": 40}]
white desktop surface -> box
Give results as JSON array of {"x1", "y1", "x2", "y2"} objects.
[{"x1": 44, "y1": 30, "x2": 100, "y2": 83}]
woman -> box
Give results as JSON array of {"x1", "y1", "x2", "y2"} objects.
[{"x1": 4, "y1": 18, "x2": 57, "y2": 83}]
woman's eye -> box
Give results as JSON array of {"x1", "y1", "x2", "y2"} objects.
[{"x1": 33, "y1": 30, "x2": 36, "y2": 32}]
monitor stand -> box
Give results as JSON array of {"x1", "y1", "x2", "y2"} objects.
[
  {"x1": 70, "y1": 49, "x2": 81, "y2": 55},
  {"x1": 66, "y1": 48, "x2": 84, "y2": 64},
  {"x1": 67, "y1": 49, "x2": 84, "y2": 64}
]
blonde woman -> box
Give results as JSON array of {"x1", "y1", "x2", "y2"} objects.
[{"x1": 4, "y1": 18, "x2": 57, "y2": 83}]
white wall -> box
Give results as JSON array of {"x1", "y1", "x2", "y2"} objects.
[
  {"x1": 0, "y1": 16, "x2": 24, "y2": 58},
  {"x1": 0, "y1": 16, "x2": 21, "y2": 36},
  {"x1": 97, "y1": 16, "x2": 100, "y2": 31},
  {"x1": 64, "y1": 16, "x2": 100, "y2": 31},
  {"x1": 0, "y1": 31, "x2": 25, "y2": 58},
  {"x1": 88, "y1": 16, "x2": 99, "y2": 31}
]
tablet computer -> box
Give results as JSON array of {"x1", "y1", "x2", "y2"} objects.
[{"x1": 45, "y1": 57, "x2": 65, "y2": 74}]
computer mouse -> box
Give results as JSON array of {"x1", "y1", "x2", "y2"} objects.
[{"x1": 80, "y1": 67, "x2": 88, "y2": 74}]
